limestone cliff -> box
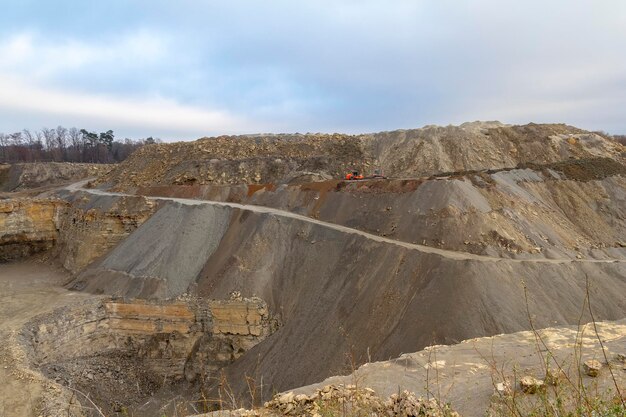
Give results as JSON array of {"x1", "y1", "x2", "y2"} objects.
[
  {"x1": 27, "y1": 296, "x2": 275, "y2": 378},
  {"x1": 53, "y1": 193, "x2": 157, "y2": 273},
  {"x1": 0, "y1": 198, "x2": 65, "y2": 261}
]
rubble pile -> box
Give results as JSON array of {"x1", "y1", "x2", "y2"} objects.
[
  {"x1": 210, "y1": 384, "x2": 460, "y2": 417},
  {"x1": 95, "y1": 134, "x2": 369, "y2": 188},
  {"x1": 94, "y1": 123, "x2": 626, "y2": 191}
]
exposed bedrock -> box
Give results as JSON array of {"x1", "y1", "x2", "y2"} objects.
[
  {"x1": 0, "y1": 198, "x2": 65, "y2": 261},
  {"x1": 68, "y1": 199, "x2": 626, "y2": 400},
  {"x1": 22, "y1": 296, "x2": 276, "y2": 414},
  {"x1": 53, "y1": 192, "x2": 157, "y2": 272},
  {"x1": 0, "y1": 192, "x2": 157, "y2": 267}
]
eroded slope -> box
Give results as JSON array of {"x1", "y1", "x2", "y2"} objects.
[{"x1": 132, "y1": 159, "x2": 626, "y2": 260}]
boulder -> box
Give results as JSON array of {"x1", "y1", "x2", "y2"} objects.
[
  {"x1": 583, "y1": 359, "x2": 602, "y2": 377},
  {"x1": 520, "y1": 376, "x2": 544, "y2": 394}
]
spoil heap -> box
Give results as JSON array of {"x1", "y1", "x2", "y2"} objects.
[
  {"x1": 94, "y1": 123, "x2": 625, "y2": 190},
  {"x1": 95, "y1": 134, "x2": 368, "y2": 189}
]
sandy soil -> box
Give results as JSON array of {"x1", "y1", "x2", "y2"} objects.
[{"x1": 0, "y1": 261, "x2": 96, "y2": 417}]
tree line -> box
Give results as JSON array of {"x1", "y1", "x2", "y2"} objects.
[{"x1": 0, "y1": 126, "x2": 161, "y2": 164}]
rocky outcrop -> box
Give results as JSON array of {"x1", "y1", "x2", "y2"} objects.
[
  {"x1": 53, "y1": 192, "x2": 157, "y2": 273},
  {"x1": 194, "y1": 385, "x2": 459, "y2": 417},
  {"x1": 292, "y1": 320, "x2": 626, "y2": 417},
  {"x1": 23, "y1": 295, "x2": 276, "y2": 415},
  {"x1": 0, "y1": 198, "x2": 65, "y2": 261},
  {"x1": 184, "y1": 297, "x2": 277, "y2": 382},
  {"x1": 0, "y1": 192, "x2": 156, "y2": 268},
  {"x1": 26, "y1": 297, "x2": 275, "y2": 381}
]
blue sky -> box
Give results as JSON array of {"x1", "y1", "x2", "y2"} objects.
[{"x1": 0, "y1": 1, "x2": 625, "y2": 140}]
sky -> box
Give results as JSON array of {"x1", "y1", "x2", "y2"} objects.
[{"x1": 0, "y1": 0, "x2": 625, "y2": 141}]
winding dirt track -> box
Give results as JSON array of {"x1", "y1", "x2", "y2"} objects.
[{"x1": 67, "y1": 180, "x2": 626, "y2": 265}]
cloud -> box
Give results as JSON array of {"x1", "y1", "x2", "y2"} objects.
[
  {"x1": 0, "y1": 30, "x2": 274, "y2": 138},
  {"x1": 1, "y1": 1, "x2": 626, "y2": 137},
  {"x1": 0, "y1": 30, "x2": 168, "y2": 79},
  {"x1": 0, "y1": 75, "x2": 266, "y2": 139}
]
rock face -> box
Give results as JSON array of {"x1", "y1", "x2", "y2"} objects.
[
  {"x1": 53, "y1": 192, "x2": 157, "y2": 273},
  {"x1": 184, "y1": 298, "x2": 276, "y2": 382},
  {"x1": 27, "y1": 297, "x2": 274, "y2": 380},
  {"x1": 0, "y1": 198, "x2": 65, "y2": 261},
  {"x1": 0, "y1": 191, "x2": 157, "y2": 268}
]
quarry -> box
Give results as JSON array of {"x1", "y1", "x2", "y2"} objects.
[{"x1": 0, "y1": 122, "x2": 625, "y2": 417}]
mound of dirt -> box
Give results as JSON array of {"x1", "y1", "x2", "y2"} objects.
[
  {"x1": 94, "y1": 134, "x2": 369, "y2": 189},
  {"x1": 362, "y1": 123, "x2": 622, "y2": 179},
  {"x1": 93, "y1": 123, "x2": 625, "y2": 191},
  {"x1": 0, "y1": 162, "x2": 114, "y2": 192}
]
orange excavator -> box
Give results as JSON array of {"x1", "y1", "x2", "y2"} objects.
[
  {"x1": 345, "y1": 171, "x2": 364, "y2": 180},
  {"x1": 344, "y1": 168, "x2": 386, "y2": 180}
]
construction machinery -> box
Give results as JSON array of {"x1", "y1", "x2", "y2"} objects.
[
  {"x1": 345, "y1": 171, "x2": 364, "y2": 180},
  {"x1": 344, "y1": 168, "x2": 386, "y2": 180}
]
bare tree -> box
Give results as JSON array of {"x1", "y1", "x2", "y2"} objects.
[
  {"x1": 1, "y1": 125, "x2": 146, "y2": 163},
  {"x1": 22, "y1": 129, "x2": 37, "y2": 161},
  {"x1": 0, "y1": 133, "x2": 8, "y2": 161},
  {"x1": 67, "y1": 127, "x2": 80, "y2": 162},
  {"x1": 41, "y1": 127, "x2": 56, "y2": 158},
  {"x1": 55, "y1": 125, "x2": 68, "y2": 160}
]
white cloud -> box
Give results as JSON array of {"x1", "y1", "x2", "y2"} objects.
[
  {"x1": 0, "y1": 30, "x2": 168, "y2": 79},
  {"x1": 1, "y1": 1, "x2": 626, "y2": 136},
  {"x1": 0, "y1": 30, "x2": 273, "y2": 138},
  {"x1": 0, "y1": 75, "x2": 266, "y2": 138}
]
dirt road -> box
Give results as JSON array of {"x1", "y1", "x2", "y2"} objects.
[
  {"x1": 68, "y1": 180, "x2": 626, "y2": 265},
  {"x1": 0, "y1": 261, "x2": 96, "y2": 417}
]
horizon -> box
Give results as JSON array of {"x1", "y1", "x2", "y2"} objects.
[
  {"x1": 1, "y1": 1, "x2": 625, "y2": 141},
  {"x1": 2, "y1": 120, "x2": 624, "y2": 145}
]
